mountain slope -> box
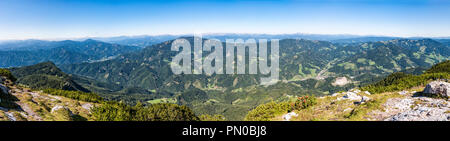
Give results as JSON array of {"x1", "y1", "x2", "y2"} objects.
[
  {"x1": 327, "y1": 39, "x2": 449, "y2": 82},
  {"x1": 8, "y1": 61, "x2": 173, "y2": 106},
  {"x1": 1, "y1": 68, "x2": 201, "y2": 121},
  {"x1": 246, "y1": 60, "x2": 450, "y2": 121},
  {"x1": 0, "y1": 39, "x2": 141, "y2": 67},
  {"x1": 61, "y1": 38, "x2": 343, "y2": 90},
  {"x1": 0, "y1": 71, "x2": 96, "y2": 121},
  {"x1": 0, "y1": 40, "x2": 62, "y2": 51},
  {"x1": 9, "y1": 62, "x2": 89, "y2": 92},
  {"x1": 62, "y1": 38, "x2": 449, "y2": 93}
]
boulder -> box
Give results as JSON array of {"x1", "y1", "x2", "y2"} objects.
[
  {"x1": 353, "y1": 96, "x2": 371, "y2": 104},
  {"x1": 337, "y1": 92, "x2": 362, "y2": 101},
  {"x1": 423, "y1": 81, "x2": 450, "y2": 98},
  {"x1": 343, "y1": 92, "x2": 361, "y2": 101}
]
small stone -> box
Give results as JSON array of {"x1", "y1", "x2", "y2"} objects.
[
  {"x1": 331, "y1": 93, "x2": 340, "y2": 97},
  {"x1": 398, "y1": 90, "x2": 408, "y2": 95},
  {"x1": 343, "y1": 108, "x2": 352, "y2": 112},
  {"x1": 283, "y1": 112, "x2": 298, "y2": 121}
]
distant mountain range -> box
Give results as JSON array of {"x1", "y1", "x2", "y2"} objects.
[{"x1": 3, "y1": 33, "x2": 449, "y2": 48}]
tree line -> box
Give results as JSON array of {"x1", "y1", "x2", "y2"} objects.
[{"x1": 361, "y1": 60, "x2": 450, "y2": 94}]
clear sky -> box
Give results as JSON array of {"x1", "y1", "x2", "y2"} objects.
[{"x1": 0, "y1": 0, "x2": 449, "y2": 40}]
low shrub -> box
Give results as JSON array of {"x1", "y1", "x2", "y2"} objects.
[{"x1": 291, "y1": 95, "x2": 317, "y2": 111}]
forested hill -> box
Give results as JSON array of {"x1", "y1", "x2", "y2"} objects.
[
  {"x1": 61, "y1": 37, "x2": 450, "y2": 94},
  {"x1": 9, "y1": 62, "x2": 89, "y2": 92},
  {"x1": 8, "y1": 61, "x2": 173, "y2": 106},
  {"x1": 0, "y1": 39, "x2": 141, "y2": 67}
]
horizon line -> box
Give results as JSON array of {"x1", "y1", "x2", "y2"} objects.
[{"x1": 1, "y1": 32, "x2": 449, "y2": 42}]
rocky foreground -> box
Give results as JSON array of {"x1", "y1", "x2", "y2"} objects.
[
  {"x1": 383, "y1": 96, "x2": 449, "y2": 121},
  {"x1": 384, "y1": 81, "x2": 449, "y2": 121},
  {"x1": 281, "y1": 80, "x2": 449, "y2": 121},
  {"x1": 0, "y1": 76, "x2": 95, "y2": 121}
]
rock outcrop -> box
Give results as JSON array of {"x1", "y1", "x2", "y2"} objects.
[
  {"x1": 0, "y1": 84, "x2": 8, "y2": 95},
  {"x1": 0, "y1": 83, "x2": 9, "y2": 103},
  {"x1": 423, "y1": 81, "x2": 450, "y2": 98},
  {"x1": 385, "y1": 97, "x2": 450, "y2": 121},
  {"x1": 51, "y1": 105, "x2": 70, "y2": 114},
  {"x1": 388, "y1": 107, "x2": 449, "y2": 121},
  {"x1": 82, "y1": 103, "x2": 93, "y2": 111},
  {"x1": 335, "y1": 89, "x2": 372, "y2": 104}
]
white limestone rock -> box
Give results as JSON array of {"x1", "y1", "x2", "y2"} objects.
[
  {"x1": 423, "y1": 81, "x2": 450, "y2": 98},
  {"x1": 283, "y1": 112, "x2": 298, "y2": 121}
]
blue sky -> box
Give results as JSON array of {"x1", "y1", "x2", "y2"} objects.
[{"x1": 0, "y1": 0, "x2": 449, "y2": 40}]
